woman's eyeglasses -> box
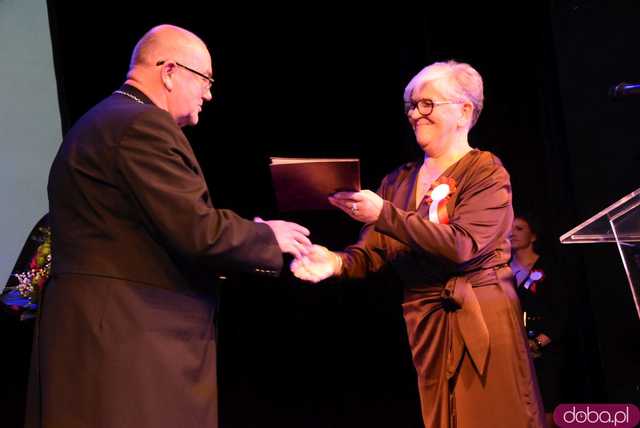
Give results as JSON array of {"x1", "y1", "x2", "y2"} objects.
[{"x1": 404, "y1": 98, "x2": 463, "y2": 116}]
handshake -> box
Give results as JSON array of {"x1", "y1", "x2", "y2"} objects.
[
  {"x1": 255, "y1": 216, "x2": 341, "y2": 283},
  {"x1": 254, "y1": 189, "x2": 384, "y2": 282}
]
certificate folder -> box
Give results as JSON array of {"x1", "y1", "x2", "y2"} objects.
[{"x1": 269, "y1": 157, "x2": 361, "y2": 211}]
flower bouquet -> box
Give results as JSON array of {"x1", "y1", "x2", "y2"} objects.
[{"x1": 1, "y1": 214, "x2": 51, "y2": 320}]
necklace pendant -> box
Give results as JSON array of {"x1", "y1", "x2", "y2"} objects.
[{"x1": 114, "y1": 90, "x2": 144, "y2": 105}]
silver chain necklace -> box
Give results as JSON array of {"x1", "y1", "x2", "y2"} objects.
[{"x1": 114, "y1": 90, "x2": 144, "y2": 104}]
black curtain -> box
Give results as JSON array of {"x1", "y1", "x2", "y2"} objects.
[
  {"x1": 3, "y1": 1, "x2": 639, "y2": 427},
  {"x1": 546, "y1": 0, "x2": 640, "y2": 404}
]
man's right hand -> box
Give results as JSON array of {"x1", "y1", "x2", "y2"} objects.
[{"x1": 255, "y1": 217, "x2": 311, "y2": 259}]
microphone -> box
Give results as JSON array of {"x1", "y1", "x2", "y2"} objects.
[{"x1": 609, "y1": 82, "x2": 640, "y2": 98}]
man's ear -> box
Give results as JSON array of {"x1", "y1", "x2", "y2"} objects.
[{"x1": 160, "y1": 62, "x2": 177, "y2": 91}]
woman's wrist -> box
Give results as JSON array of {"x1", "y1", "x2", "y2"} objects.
[{"x1": 332, "y1": 251, "x2": 343, "y2": 276}]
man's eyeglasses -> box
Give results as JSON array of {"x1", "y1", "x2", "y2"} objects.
[
  {"x1": 156, "y1": 60, "x2": 214, "y2": 89},
  {"x1": 404, "y1": 98, "x2": 463, "y2": 116}
]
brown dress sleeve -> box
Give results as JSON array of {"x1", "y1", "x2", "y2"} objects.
[
  {"x1": 338, "y1": 165, "x2": 414, "y2": 278},
  {"x1": 374, "y1": 153, "x2": 512, "y2": 265}
]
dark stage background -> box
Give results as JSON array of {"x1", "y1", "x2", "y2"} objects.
[{"x1": 2, "y1": 1, "x2": 639, "y2": 427}]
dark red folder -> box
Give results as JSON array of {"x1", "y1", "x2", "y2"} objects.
[{"x1": 270, "y1": 157, "x2": 361, "y2": 211}]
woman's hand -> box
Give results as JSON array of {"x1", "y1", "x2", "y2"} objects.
[
  {"x1": 528, "y1": 333, "x2": 551, "y2": 358},
  {"x1": 290, "y1": 245, "x2": 341, "y2": 283},
  {"x1": 329, "y1": 190, "x2": 384, "y2": 223}
]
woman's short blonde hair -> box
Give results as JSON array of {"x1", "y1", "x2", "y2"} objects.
[{"x1": 403, "y1": 60, "x2": 484, "y2": 128}]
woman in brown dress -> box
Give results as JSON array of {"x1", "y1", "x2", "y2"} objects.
[{"x1": 291, "y1": 60, "x2": 544, "y2": 427}]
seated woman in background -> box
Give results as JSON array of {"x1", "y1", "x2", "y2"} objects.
[{"x1": 510, "y1": 213, "x2": 563, "y2": 427}]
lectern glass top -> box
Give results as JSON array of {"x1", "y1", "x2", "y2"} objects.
[{"x1": 560, "y1": 187, "x2": 640, "y2": 244}]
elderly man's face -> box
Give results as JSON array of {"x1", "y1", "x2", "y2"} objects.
[
  {"x1": 407, "y1": 81, "x2": 464, "y2": 157},
  {"x1": 170, "y1": 47, "x2": 213, "y2": 127}
]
